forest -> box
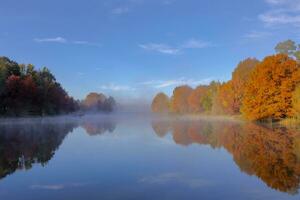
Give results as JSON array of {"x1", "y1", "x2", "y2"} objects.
[
  {"x1": 0, "y1": 57, "x2": 116, "y2": 116},
  {"x1": 152, "y1": 40, "x2": 300, "y2": 122}
]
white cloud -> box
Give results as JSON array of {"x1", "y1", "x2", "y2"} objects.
[
  {"x1": 265, "y1": 0, "x2": 287, "y2": 5},
  {"x1": 259, "y1": 11, "x2": 300, "y2": 26},
  {"x1": 30, "y1": 184, "x2": 64, "y2": 190},
  {"x1": 243, "y1": 31, "x2": 271, "y2": 39},
  {"x1": 30, "y1": 183, "x2": 88, "y2": 190},
  {"x1": 141, "y1": 77, "x2": 213, "y2": 88},
  {"x1": 110, "y1": 0, "x2": 171, "y2": 16},
  {"x1": 100, "y1": 83, "x2": 135, "y2": 91},
  {"x1": 265, "y1": 0, "x2": 300, "y2": 9},
  {"x1": 72, "y1": 40, "x2": 101, "y2": 47},
  {"x1": 76, "y1": 72, "x2": 85, "y2": 76},
  {"x1": 139, "y1": 173, "x2": 181, "y2": 184},
  {"x1": 162, "y1": 0, "x2": 175, "y2": 5},
  {"x1": 139, "y1": 43, "x2": 180, "y2": 55},
  {"x1": 139, "y1": 172, "x2": 215, "y2": 188},
  {"x1": 260, "y1": 0, "x2": 300, "y2": 26},
  {"x1": 112, "y1": 6, "x2": 130, "y2": 15},
  {"x1": 73, "y1": 41, "x2": 88, "y2": 45},
  {"x1": 140, "y1": 39, "x2": 212, "y2": 55},
  {"x1": 181, "y1": 39, "x2": 212, "y2": 49},
  {"x1": 34, "y1": 37, "x2": 100, "y2": 47},
  {"x1": 34, "y1": 37, "x2": 67, "y2": 43}
]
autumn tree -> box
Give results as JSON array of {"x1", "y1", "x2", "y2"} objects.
[
  {"x1": 82, "y1": 92, "x2": 116, "y2": 113},
  {"x1": 187, "y1": 85, "x2": 208, "y2": 113},
  {"x1": 20, "y1": 76, "x2": 37, "y2": 114},
  {"x1": 292, "y1": 85, "x2": 300, "y2": 117},
  {"x1": 242, "y1": 54, "x2": 300, "y2": 121},
  {"x1": 202, "y1": 81, "x2": 221, "y2": 113},
  {"x1": 0, "y1": 56, "x2": 78, "y2": 116},
  {"x1": 0, "y1": 57, "x2": 20, "y2": 94},
  {"x1": 170, "y1": 85, "x2": 193, "y2": 114},
  {"x1": 151, "y1": 92, "x2": 170, "y2": 113},
  {"x1": 82, "y1": 93, "x2": 106, "y2": 108},
  {"x1": 216, "y1": 81, "x2": 235, "y2": 114},
  {"x1": 217, "y1": 58, "x2": 259, "y2": 115}
]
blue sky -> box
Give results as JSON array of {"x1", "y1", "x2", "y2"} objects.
[{"x1": 1, "y1": 0, "x2": 300, "y2": 102}]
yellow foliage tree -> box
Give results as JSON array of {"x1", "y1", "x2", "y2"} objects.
[
  {"x1": 242, "y1": 54, "x2": 300, "y2": 121},
  {"x1": 202, "y1": 81, "x2": 221, "y2": 113},
  {"x1": 292, "y1": 85, "x2": 300, "y2": 117},
  {"x1": 217, "y1": 81, "x2": 236, "y2": 114}
]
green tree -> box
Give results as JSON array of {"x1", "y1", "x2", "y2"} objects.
[
  {"x1": 275, "y1": 40, "x2": 300, "y2": 61},
  {"x1": 202, "y1": 81, "x2": 221, "y2": 113},
  {"x1": 275, "y1": 40, "x2": 297, "y2": 55}
]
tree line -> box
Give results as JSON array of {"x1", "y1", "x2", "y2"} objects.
[
  {"x1": 152, "y1": 40, "x2": 300, "y2": 122},
  {"x1": 0, "y1": 57, "x2": 116, "y2": 116}
]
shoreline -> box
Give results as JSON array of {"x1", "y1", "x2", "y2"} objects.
[
  {"x1": 1, "y1": 112, "x2": 300, "y2": 128},
  {"x1": 171, "y1": 114, "x2": 243, "y2": 123}
]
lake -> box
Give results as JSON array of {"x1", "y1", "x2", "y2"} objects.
[{"x1": 0, "y1": 114, "x2": 300, "y2": 200}]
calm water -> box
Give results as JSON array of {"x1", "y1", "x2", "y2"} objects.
[{"x1": 1, "y1": 115, "x2": 300, "y2": 200}]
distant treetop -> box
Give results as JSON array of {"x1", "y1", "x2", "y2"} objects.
[{"x1": 81, "y1": 92, "x2": 116, "y2": 113}]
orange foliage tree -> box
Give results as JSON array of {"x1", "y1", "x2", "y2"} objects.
[
  {"x1": 188, "y1": 85, "x2": 208, "y2": 113},
  {"x1": 242, "y1": 54, "x2": 300, "y2": 121},
  {"x1": 217, "y1": 81, "x2": 235, "y2": 114},
  {"x1": 292, "y1": 85, "x2": 300, "y2": 117},
  {"x1": 151, "y1": 92, "x2": 170, "y2": 113},
  {"x1": 170, "y1": 85, "x2": 193, "y2": 114},
  {"x1": 217, "y1": 58, "x2": 259, "y2": 115}
]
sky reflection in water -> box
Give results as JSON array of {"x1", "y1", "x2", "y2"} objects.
[{"x1": 0, "y1": 115, "x2": 300, "y2": 200}]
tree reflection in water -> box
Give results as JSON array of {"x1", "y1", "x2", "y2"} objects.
[
  {"x1": 0, "y1": 117, "x2": 117, "y2": 181},
  {"x1": 0, "y1": 121, "x2": 77, "y2": 179},
  {"x1": 81, "y1": 120, "x2": 116, "y2": 136},
  {"x1": 152, "y1": 119, "x2": 300, "y2": 194}
]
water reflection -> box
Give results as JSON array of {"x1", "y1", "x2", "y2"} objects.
[
  {"x1": 152, "y1": 119, "x2": 300, "y2": 194},
  {"x1": 0, "y1": 121, "x2": 77, "y2": 179},
  {"x1": 81, "y1": 120, "x2": 116, "y2": 136},
  {"x1": 2, "y1": 116, "x2": 300, "y2": 197},
  {"x1": 0, "y1": 117, "x2": 117, "y2": 181}
]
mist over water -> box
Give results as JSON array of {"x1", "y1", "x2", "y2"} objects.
[{"x1": 0, "y1": 114, "x2": 300, "y2": 200}]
